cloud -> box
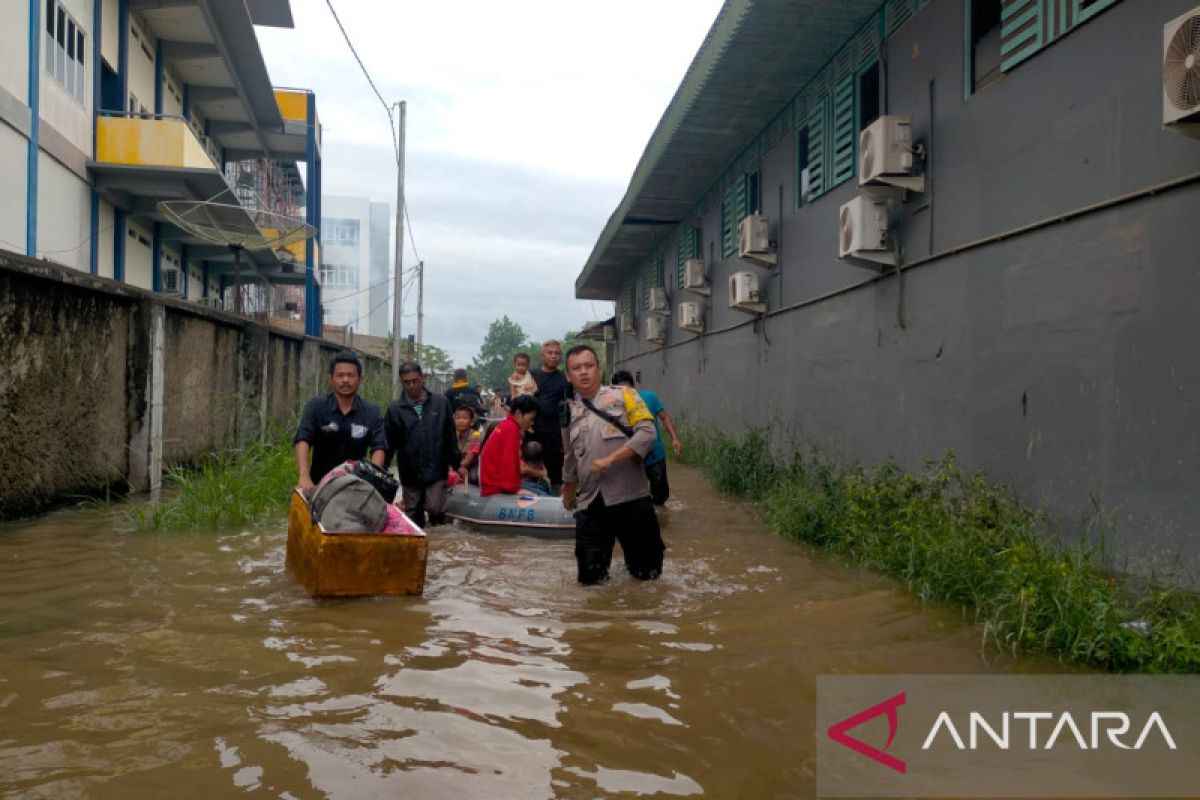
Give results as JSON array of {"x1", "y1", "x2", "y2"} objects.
[{"x1": 256, "y1": 0, "x2": 723, "y2": 364}]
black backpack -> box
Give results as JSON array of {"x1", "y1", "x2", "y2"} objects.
[{"x1": 350, "y1": 459, "x2": 399, "y2": 503}]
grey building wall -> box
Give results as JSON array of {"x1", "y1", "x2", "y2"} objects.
[
  {"x1": 610, "y1": 0, "x2": 1200, "y2": 576},
  {"x1": 368, "y1": 201, "x2": 392, "y2": 338}
]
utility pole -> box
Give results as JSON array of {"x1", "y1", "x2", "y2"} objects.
[
  {"x1": 390, "y1": 101, "x2": 406, "y2": 396},
  {"x1": 416, "y1": 260, "x2": 424, "y2": 351}
]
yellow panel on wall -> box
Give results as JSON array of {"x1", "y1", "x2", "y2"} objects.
[
  {"x1": 96, "y1": 117, "x2": 217, "y2": 170},
  {"x1": 274, "y1": 89, "x2": 309, "y2": 122}
]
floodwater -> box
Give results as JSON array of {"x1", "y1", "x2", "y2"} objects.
[{"x1": 0, "y1": 465, "x2": 1046, "y2": 798}]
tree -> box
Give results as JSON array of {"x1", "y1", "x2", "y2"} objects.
[
  {"x1": 381, "y1": 335, "x2": 455, "y2": 374},
  {"x1": 470, "y1": 316, "x2": 528, "y2": 390}
]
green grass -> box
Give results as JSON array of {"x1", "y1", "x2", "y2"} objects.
[
  {"x1": 126, "y1": 426, "x2": 297, "y2": 531},
  {"x1": 678, "y1": 426, "x2": 1200, "y2": 672}
]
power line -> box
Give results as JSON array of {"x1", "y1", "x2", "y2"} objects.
[
  {"x1": 403, "y1": 202, "x2": 421, "y2": 264},
  {"x1": 323, "y1": 0, "x2": 399, "y2": 163},
  {"x1": 322, "y1": 0, "x2": 424, "y2": 280},
  {"x1": 321, "y1": 262, "x2": 419, "y2": 304}
]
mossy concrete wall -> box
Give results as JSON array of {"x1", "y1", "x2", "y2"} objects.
[{"x1": 0, "y1": 251, "x2": 390, "y2": 519}]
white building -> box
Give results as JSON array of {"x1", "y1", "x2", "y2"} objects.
[
  {"x1": 320, "y1": 196, "x2": 390, "y2": 336},
  {"x1": 0, "y1": 0, "x2": 324, "y2": 333}
]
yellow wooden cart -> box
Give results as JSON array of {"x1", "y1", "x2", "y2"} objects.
[{"x1": 286, "y1": 490, "x2": 427, "y2": 597}]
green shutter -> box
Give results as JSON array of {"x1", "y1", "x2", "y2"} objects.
[
  {"x1": 640, "y1": 259, "x2": 656, "y2": 309},
  {"x1": 675, "y1": 226, "x2": 698, "y2": 288},
  {"x1": 721, "y1": 175, "x2": 746, "y2": 258},
  {"x1": 831, "y1": 75, "x2": 856, "y2": 187},
  {"x1": 1072, "y1": 0, "x2": 1119, "y2": 25},
  {"x1": 1000, "y1": 0, "x2": 1044, "y2": 72},
  {"x1": 805, "y1": 96, "x2": 829, "y2": 200},
  {"x1": 884, "y1": 0, "x2": 915, "y2": 36}
]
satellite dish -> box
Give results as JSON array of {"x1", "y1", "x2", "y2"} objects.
[{"x1": 158, "y1": 200, "x2": 315, "y2": 315}]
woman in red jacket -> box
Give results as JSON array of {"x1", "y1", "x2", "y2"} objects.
[{"x1": 479, "y1": 394, "x2": 544, "y2": 496}]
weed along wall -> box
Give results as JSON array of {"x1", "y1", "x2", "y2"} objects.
[{"x1": 0, "y1": 250, "x2": 389, "y2": 519}]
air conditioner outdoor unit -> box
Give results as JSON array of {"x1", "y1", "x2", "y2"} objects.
[
  {"x1": 678, "y1": 301, "x2": 703, "y2": 333},
  {"x1": 839, "y1": 194, "x2": 896, "y2": 269},
  {"x1": 648, "y1": 286, "x2": 670, "y2": 315},
  {"x1": 738, "y1": 214, "x2": 777, "y2": 267},
  {"x1": 619, "y1": 312, "x2": 635, "y2": 333},
  {"x1": 644, "y1": 315, "x2": 666, "y2": 345},
  {"x1": 859, "y1": 115, "x2": 924, "y2": 193},
  {"x1": 162, "y1": 268, "x2": 182, "y2": 295},
  {"x1": 1163, "y1": 6, "x2": 1200, "y2": 136},
  {"x1": 728, "y1": 270, "x2": 765, "y2": 314},
  {"x1": 682, "y1": 258, "x2": 709, "y2": 295}
]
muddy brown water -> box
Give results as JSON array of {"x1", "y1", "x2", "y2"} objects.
[{"x1": 0, "y1": 465, "x2": 1049, "y2": 798}]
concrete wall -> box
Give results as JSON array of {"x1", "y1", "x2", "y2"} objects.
[
  {"x1": 609, "y1": 0, "x2": 1200, "y2": 577},
  {"x1": 0, "y1": 248, "x2": 390, "y2": 519}
]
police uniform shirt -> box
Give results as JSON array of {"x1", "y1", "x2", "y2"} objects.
[
  {"x1": 294, "y1": 393, "x2": 387, "y2": 484},
  {"x1": 562, "y1": 386, "x2": 657, "y2": 510}
]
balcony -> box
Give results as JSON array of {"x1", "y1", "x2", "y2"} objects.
[{"x1": 96, "y1": 113, "x2": 221, "y2": 171}]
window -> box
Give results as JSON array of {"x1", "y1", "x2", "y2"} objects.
[
  {"x1": 640, "y1": 256, "x2": 662, "y2": 309},
  {"x1": 831, "y1": 75, "x2": 856, "y2": 186},
  {"x1": 801, "y1": 98, "x2": 829, "y2": 203},
  {"x1": 721, "y1": 172, "x2": 758, "y2": 258},
  {"x1": 320, "y1": 264, "x2": 359, "y2": 289},
  {"x1": 969, "y1": 0, "x2": 1002, "y2": 94},
  {"x1": 971, "y1": 0, "x2": 1123, "y2": 90},
  {"x1": 858, "y1": 61, "x2": 881, "y2": 133},
  {"x1": 795, "y1": 126, "x2": 810, "y2": 207},
  {"x1": 675, "y1": 225, "x2": 701, "y2": 288},
  {"x1": 45, "y1": 0, "x2": 86, "y2": 104},
  {"x1": 745, "y1": 171, "x2": 761, "y2": 216},
  {"x1": 322, "y1": 218, "x2": 360, "y2": 246}
]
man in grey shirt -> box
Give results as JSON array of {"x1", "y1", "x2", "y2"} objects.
[{"x1": 561, "y1": 344, "x2": 664, "y2": 584}]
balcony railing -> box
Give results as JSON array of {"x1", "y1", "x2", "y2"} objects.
[{"x1": 95, "y1": 111, "x2": 221, "y2": 171}]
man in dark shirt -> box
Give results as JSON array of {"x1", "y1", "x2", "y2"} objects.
[
  {"x1": 384, "y1": 361, "x2": 460, "y2": 527},
  {"x1": 531, "y1": 339, "x2": 570, "y2": 488},
  {"x1": 293, "y1": 351, "x2": 387, "y2": 496},
  {"x1": 444, "y1": 368, "x2": 483, "y2": 415}
]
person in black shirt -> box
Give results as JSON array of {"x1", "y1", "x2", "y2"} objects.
[
  {"x1": 444, "y1": 368, "x2": 483, "y2": 416},
  {"x1": 293, "y1": 351, "x2": 387, "y2": 496},
  {"x1": 384, "y1": 361, "x2": 460, "y2": 527},
  {"x1": 531, "y1": 339, "x2": 570, "y2": 488}
]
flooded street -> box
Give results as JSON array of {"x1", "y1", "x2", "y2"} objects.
[{"x1": 0, "y1": 465, "x2": 1044, "y2": 798}]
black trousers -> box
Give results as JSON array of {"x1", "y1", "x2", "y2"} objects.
[
  {"x1": 574, "y1": 494, "x2": 664, "y2": 585},
  {"x1": 644, "y1": 460, "x2": 670, "y2": 506}
]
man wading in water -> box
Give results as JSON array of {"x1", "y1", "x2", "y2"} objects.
[
  {"x1": 293, "y1": 351, "x2": 387, "y2": 496},
  {"x1": 560, "y1": 344, "x2": 664, "y2": 584}
]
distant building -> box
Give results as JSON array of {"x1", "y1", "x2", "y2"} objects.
[
  {"x1": 320, "y1": 196, "x2": 391, "y2": 337},
  {"x1": 576, "y1": 0, "x2": 1200, "y2": 575},
  {"x1": 0, "y1": 0, "x2": 324, "y2": 334}
]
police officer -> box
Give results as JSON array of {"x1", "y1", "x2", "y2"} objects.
[{"x1": 561, "y1": 344, "x2": 664, "y2": 585}]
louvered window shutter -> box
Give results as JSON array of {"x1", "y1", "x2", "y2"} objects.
[
  {"x1": 832, "y1": 75, "x2": 856, "y2": 187},
  {"x1": 805, "y1": 97, "x2": 829, "y2": 200},
  {"x1": 1000, "y1": 0, "x2": 1044, "y2": 71}
]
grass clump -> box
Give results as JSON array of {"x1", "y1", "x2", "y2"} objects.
[
  {"x1": 681, "y1": 426, "x2": 1200, "y2": 673},
  {"x1": 127, "y1": 426, "x2": 297, "y2": 531}
]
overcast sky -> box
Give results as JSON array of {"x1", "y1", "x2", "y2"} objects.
[{"x1": 256, "y1": 0, "x2": 723, "y2": 366}]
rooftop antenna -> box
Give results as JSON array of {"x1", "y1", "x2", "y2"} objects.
[{"x1": 158, "y1": 198, "x2": 315, "y2": 315}]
